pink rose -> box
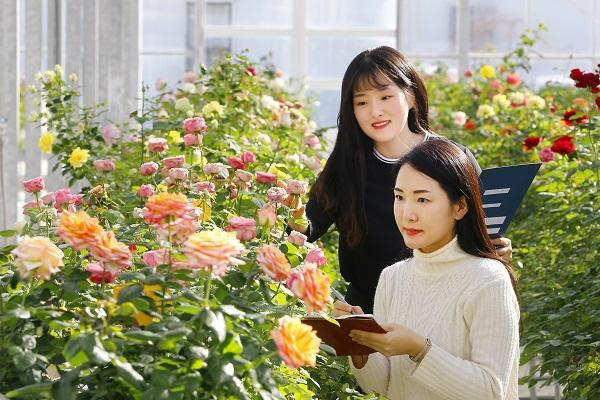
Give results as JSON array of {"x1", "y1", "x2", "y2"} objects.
[
  {"x1": 452, "y1": 111, "x2": 467, "y2": 127},
  {"x1": 257, "y1": 203, "x2": 277, "y2": 228},
  {"x1": 86, "y1": 262, "x2": 119, "y2": 284},
  {"x1": 235, "y1": 170, "x2": 254, "y2": 183},
  {"x1": 183, "y1": 117, "x2": 207, "y2": 134},
  {"x1": 54, "y1": 188, "x2": 82, "y2": 211},
  {"x1": 162, "y1": 155, "x2": 185, "y2": 169},
  {"x1": 142, "y1": 249, "x2": 169, "y2": 267},
  {"x1": 286, "y1": 180, "x2": 308, "y2": 195},
  {"x1": 169, "y1": 167, "x2": 189, "y2": 180},
  {"x1": 489, "y1": 79, "x2": 502, "y2": 91},
  {"x1": 138, "y1": 184, "x2": 155, "y2": 197},
  {"x1": 194, "y1": 181, "x2": 216, "y2": 194},
  {"x1": 183, "y1": 133, "x2": 202, "y2": 147},
  {"x1": 256, "y1": 172, "x2": 277, "y2": 184},
  {"x1": 23, "y1": 177, "x2": 45, "y2": 193},
  {"x1": 538, "y1": 147, "x2": 554, "y2": 162},
  {"x1": 225, "y1": 216, "x2": 257, "y2": 241},
  {"x1": 267, "y1": 187, "x2": 288, "y2": 203},
  {"x1": 464, "y1": 68, "x2": 474, "y2": 77},
  {"x1": 287, "y1": 230, "x2": 307, "y2": 247},
  {"x1": 23, "y1": 200, "x2": 42, "y2": 214},
  {"x1": 140, "y1": 161, "x2": 159, "y2": 176},
  {"x1": 229, "y1": 187, "x2": 238, "y2": 199},
  {"x1": 241, "y1": 151, "x2": 256, "y2": 164},
  {"x1": 303, "y1": 155, "x2": 322, "y2": 171},
  {"x1": 305, "y1": 247, "x2": 327, "y2": 267},
  {"x1": 148, "y1": 138, "x2": 168, "y2": 153},
  {"x1": 203, "y1": 163, "x2": 229, "y2": 178},
  {"x1": 155, "y1": 78, "x2": 167, "y2": 91},
  {"x1": 303, "y1": 135, "x2": 320, "y2": 149},
  {"x1": 102, "y1": 125, "x2": 120, "y2": 145},
  {"x1": 182, "y1": 71, "x2": 197, "y2": 83},
  {"x1": 93, "y1": 159, "x2": 116, "y2": 172},
  {"x1": 227, "y1": 156, "x2": 246, "y2": 170},
  {"x1": 41, "y1": 192, "x2": 55, "y2": 205}
]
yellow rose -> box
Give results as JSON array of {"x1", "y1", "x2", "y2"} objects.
[
  {"x1": 492, "y1": 94, "x2": 510, "y2": 109},
  {"x1": 528, "y1": 95, "x2": 546, "y2": 110},
  {"x1": 476, "y1": 104, "x2": 496, "y2": 118},
  {"x1": 201, "y1": 101, "x2": 224, "y2": 117},
  {"x1": 479, "y1": 65, "x2": 496, "y2": 79},
  {"x1": 11, "y1": 236, "x2": 64, "y2": 280},
  {"x1": 68, "y1": 147, "x2": 90, "y2": 168},
  {"x1": 168, "y1": 130, "x2": 183, "y2": 143},
  {"x1": 38, "y1": 132, "x2": 55, "y2": 154}
]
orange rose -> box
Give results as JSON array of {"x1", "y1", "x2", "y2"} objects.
[
  {"x1": 271, "y1": 316, "x2": 321, "y2": 368},
  {"x1": 256, "y1": 244, "x2": 291, "y2": 281},
  {"x1": 89, "y1": 230, "x2": 132, "y2": 271},
  {"x1": 286, "y1": 263, "x2": 332, "y2": 312},
  {"x1": 57, "y1": 211, "x2": 104, "y2": 250},
  {"x1": 182, "y1": 228, "x2": 245, "y2": 276},
  {"x1": 11, "y1": 236, "x2": 64, "y2": 280},
  {"x1": 143, "y1": 192, "x2": 194, "y2": 225}
]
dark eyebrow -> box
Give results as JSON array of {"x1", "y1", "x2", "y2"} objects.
[
  {"x1": 394, "y1": 188, "x2": 430, "y2": 194},
  {"x1": 354, "y1": 85, "x2": 391, "y2": 97}
]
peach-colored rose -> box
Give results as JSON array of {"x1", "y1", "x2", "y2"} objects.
[
  {"x1": 256, "y1": 172, "x2": 277, "y2": 184},
  {"x1": 257, "y1": 203, "x2": 277, "y2": 228},
  {"x1": 89, "y1": 230, "x2": 132, "y2": 271},
  {"x1": 287, "y1": 230, "x2": 307, "y2": 247},
  {"x1": 305, "y1": 247, "x2": 327, "y2": 267},
  {"x1": 256, "y1": 244, "x2": 291, "y2": 281},
  {"x1": 148, "y1": 138, "x2": 168, "y2": 153},
  {"x1": 203, "y1": 163, "x2": 229, "y2": 178},
  {"x1": 234, "y1": 170, "x2": 254, "y2": 183},
  {"x1": 286, "y1": 180, "x2": 308, "y2": 195},
  {"x1": 193, "y1": 181, "x2": 216, "y2": 194},
  {"x1": 11, "y1": 236, "x2": 64, "y2": 280},
  {"x1": 286, "y1": 263, "x2": 332, "y2": 312},
  {"x1": 23, "y1": 177, "x2": 45, "y2": 193},
  {"x1": 182, "y1": 71, "x2": 197, "y2": 83},
  {"x1": 94, "y1": 159, "x2": 116, "y2": 172},
  {"x1": 162, "y1": 155, "x2": 185, "y2": 169},
  {"x1": 182, "y1": 228, "x2": 245, "y2": 276},
  {"x1": 140, "y1": 161, "x2": 159, "y2": 176},
  {"x1": 143, "y1": 192, "x2": 194, "y2": 225},
  {"x1": 303, "y1": 155, "x2": 322, "y2": 171},
  {"x1": 156, "y1": 218, "x2": 199, "y2": 245},
  {"x1": 142, "y1": 249, "x2": 170, "y2": 267},
  {"x1": 57, "y1": 211, "x2": 104, "y2": 250},
  {"x1": 138, "y1": 184, "x2": 155, "y2": 198},
  {"x1": 41, "y1": 192, "x2": 55, "y2": 205},
  {"x1": 271, "y1": 316, "x2": 321, "y2": 369},
  {"x1": 225, "y1": 216, "x2": 257, "y2": 241}
]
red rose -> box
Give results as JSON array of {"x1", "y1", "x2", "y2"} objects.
[
  {"x1": 551, "y1": 135, "x2": 576, "y2": 155},
  {"x1": 226, "y1": 156, "x2": 246, "y2": 170},
  {"x1": 464, "y1": 119, "x2": 476, "y2": 130},
  {"x1": 550, "y1": 104, "x2": 557, "y2": 113},
  {"x1": 463, "y1": 69, "x2": 474, "y2": 78},
  {"x1": 523, "y1": 136, "x2": 543, "y2": 150},
  {"x1": 246, "y1": 67, "x2": 257, "y2": 76},
  {"x1": 562, "y1": 109, "x2": 589, "y2": 126},
  {"x1": 506, "y1": 73, "x2": 521, "y2": 86},
  {"x1": 596, "y1": 96, "x2": 600, "y2": 109}
]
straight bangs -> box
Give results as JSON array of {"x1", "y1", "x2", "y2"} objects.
[{"x1": 351, "y1": 60, "x2": 412, "y2": 95}]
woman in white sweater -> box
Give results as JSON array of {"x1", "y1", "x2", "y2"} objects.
[{"x1": 334, "y1": 139, "x2": 520, "y2": 400}]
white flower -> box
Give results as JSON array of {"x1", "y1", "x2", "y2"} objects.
[
  {"x1": 53, "y1": 64, "x2": 63, "y2": 76},
  {"x1": 528, "y1": 95, "x2": 546, "y2": 109},
  {"x1": 174, "y1": 97, "x2": 191, "y2": 112},
  {"x1": 261, "y1": 95, "x2": 280, "y2": 112},
  {"x1": 509, "y1": 92, "x2": 525, "y2": 105},
  {"x1": 492, "y1": 94, "x2": 511, "y2": 109},
  {"x1": 68, "y1": 73, "x2": 78, "y2": 82},
  {"x1": 182, "y1": 82, "x2": 197, "y2": 94}
]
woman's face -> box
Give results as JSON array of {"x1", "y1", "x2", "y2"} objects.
[
  {"x1": 393, "y1": 164, "x2": 467, "y2": 253},
  {"x1": 352, "y1": 80, "x2": 414, "y2": 144}
]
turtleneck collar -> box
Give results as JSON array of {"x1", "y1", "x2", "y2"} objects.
[{"x1": 412, "y1": 236, "x2": 470, "y2": 273}]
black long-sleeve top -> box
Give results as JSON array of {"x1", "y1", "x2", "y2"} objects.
[{"x1": 306, "y1": 142, "x2": 481, "y2": 313}]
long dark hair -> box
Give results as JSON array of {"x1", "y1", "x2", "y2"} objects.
[
  {"x1": 310, "y1": 46, "x2": 430, "y2": 247},
  {"x1": 395, "y1": 139, "x2": 519, "y2": 299}
]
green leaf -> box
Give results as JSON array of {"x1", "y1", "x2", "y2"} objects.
[
  {"x1": 124, "y1": 330, "x2": 163, "y2": 343},
  {"x1": 117, "y1": 284, "x2": 143, "y2": 304},
  {"x1": 0, "y1": 229, "x2": 16, "y2": 238},
  {"x1": 5, "y1": 382, "x2": 52, "y2": 398},
  {"x1": 202, "y1": 309, "x2": 226, "y2": 342},
  {"x1": 223, "y1": 335, "x2": 243, "y2": 355},
  {"x1": 113, "y1": 359, "x2": 145, "y2": 388}
]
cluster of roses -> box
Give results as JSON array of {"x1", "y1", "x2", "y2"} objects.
[{"x1": 570, "y1": 65, "x2": 600, "y2": 109}]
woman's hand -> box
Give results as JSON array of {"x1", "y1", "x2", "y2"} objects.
[
  {"x1": 331, "y1": 300, "x2": 363, "y2": 317},
  {"x1": 349, "y1": 323, "x2": 426, "y2": 358},
  {"x1": 491, "y1": 236, "x2": 512, "y2": 263}
]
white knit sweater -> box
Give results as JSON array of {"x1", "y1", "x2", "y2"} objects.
[{"x1": 351, "y1": 236, "x2": 520, "y2": 400}]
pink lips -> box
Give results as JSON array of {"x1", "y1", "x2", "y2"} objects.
[
  {"x1": 371, "y1": 120, "x2": 390, "y2": 129},
  {"x1": 403, "y1": 228, "x2": 423, "y2": 236}
]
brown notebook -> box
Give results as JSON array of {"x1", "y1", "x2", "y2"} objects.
[{"x1": 301, "y1": 314, "x2": 387, "y2": 356}]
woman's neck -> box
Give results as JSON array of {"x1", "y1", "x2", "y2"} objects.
[{"x1": 374, "y1": 130, "x2": 425, "y2": 159}]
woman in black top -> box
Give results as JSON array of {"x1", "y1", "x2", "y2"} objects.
[{"x1": 290, "y1": 46, "x2": 512, "y2": 313}]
